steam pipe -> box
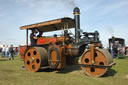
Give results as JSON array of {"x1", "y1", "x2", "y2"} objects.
[{"x1": 73, "y1": 7, "x2": 80, "y2": 43}]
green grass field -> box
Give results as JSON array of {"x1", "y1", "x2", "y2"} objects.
[{"x1": 0, "y1": 55, "x2": 128, "y2": 85}]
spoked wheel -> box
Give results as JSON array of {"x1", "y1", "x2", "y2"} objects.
[
  {"x1": 24, "y1": 47, "x2": 48, "y2": 72},
  {"x1": 81, "y1": 48, "x2": 113, "y2": 77}
]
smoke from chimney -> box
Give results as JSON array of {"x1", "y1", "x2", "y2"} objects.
[
  {"x1": 16, "y1": 0, "x2": 77, "y2": 9},
  {"x1": 107, "y1": 27, "x2": 114, "y2": 36}
]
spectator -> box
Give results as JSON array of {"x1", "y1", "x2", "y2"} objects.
[
  {"x1": 0, "y1": 46, "x2": 2, "y2": 53},
  {"x1": 15, "y1": 47, "x2": 19, "y2": 55},
  {"x1": 122, "y1": 46, "x2": 125, "y2": 56},
  {"x1": 5, "y1": 45, "x2": 9, "y2": 57},
  {"x1": 110, "y1": 42, "x2": 114, "y2": 58},
  {"x1": 1, "y1": 45, "x2": 6, "y2": 57},
  {"x1": 9, "y1": 45, "x2": 14, "y2": 60}
]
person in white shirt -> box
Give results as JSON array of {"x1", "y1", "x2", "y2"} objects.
[
  {"x1": 1, "y1": 45, "x2": 6, "y2": 57},
  {"x1": 5, "y1": 45, "x2": 9, "y2": 57}
]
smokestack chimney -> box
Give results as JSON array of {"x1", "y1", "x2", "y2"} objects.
[{"x1": 73, "y1": 7, "x2": 80, "y2": 43}]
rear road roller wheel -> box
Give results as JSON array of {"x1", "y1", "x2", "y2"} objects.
[
  {"x1": 48, "y1": 46, "x2": 60, "y2": 68},
  {"x1": 81, "y1": 48, "x2": 113, "y2": 77},
  {"x1": 24, "y1": 47, "x2": 48, "y2": 72}
]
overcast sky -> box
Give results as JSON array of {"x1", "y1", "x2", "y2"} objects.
[{"x1": 0, "y1": 0, "x2": 128, "y2": 47}]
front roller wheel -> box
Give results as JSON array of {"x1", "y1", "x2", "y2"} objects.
[
  {"x1": 24, "y1": 47, "x2": 48, "y2": 72},
  {"x1": 81, "y1": 48, "x2": 113, "y2": 77}
]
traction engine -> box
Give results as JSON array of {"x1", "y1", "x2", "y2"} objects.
[{"x1": 20, "y1": 7, "x2": 115, "y2": 77}]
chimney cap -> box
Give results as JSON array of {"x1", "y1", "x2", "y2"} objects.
[{"x1": 73, "y1": 7, "x2": 80, "y2": 13}]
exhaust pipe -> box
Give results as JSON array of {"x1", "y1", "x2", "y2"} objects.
[{"x1": 73, "y1": 7, "x2": 80, "y2": 43}]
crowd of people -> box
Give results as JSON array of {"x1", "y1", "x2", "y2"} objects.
[
  {"x1": 0, "y1": 28, "x2": 42, "y2": 60},
  {"x1": 0, "y1": 45, "x2": 19, "y2": 60}
]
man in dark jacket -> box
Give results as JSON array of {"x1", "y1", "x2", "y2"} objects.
[
  {"x1": 30, "y1": 29, "x2": 38, "y2": 46},
  {"x1": 9, "y1": 45, "x2": 14, "y2": 60}
]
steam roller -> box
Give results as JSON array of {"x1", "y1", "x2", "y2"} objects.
[
  {"x1": 81, "y1": 44, "x2": 114, "y2": 77},
  {"x1": 24, "y1": 47, "x2": 48, "y2": 72},
  {"x1": 19, "y1": 7, "x2": 116, "y2": 77}
]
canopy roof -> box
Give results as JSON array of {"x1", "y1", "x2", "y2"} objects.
[
  {"x1": 20, "y1": 17, "x2": 75, "y2": 32},
  {"x1": 109, "y1": 38, "x2": 125, "y2": 42},
  {"x1": 109, "y1": 37, "x2": 125, "y2": 44}
]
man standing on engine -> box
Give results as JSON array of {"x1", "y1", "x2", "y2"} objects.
[{"x1": 30, "y1": 28, "x2": 38, "y2": 46}]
